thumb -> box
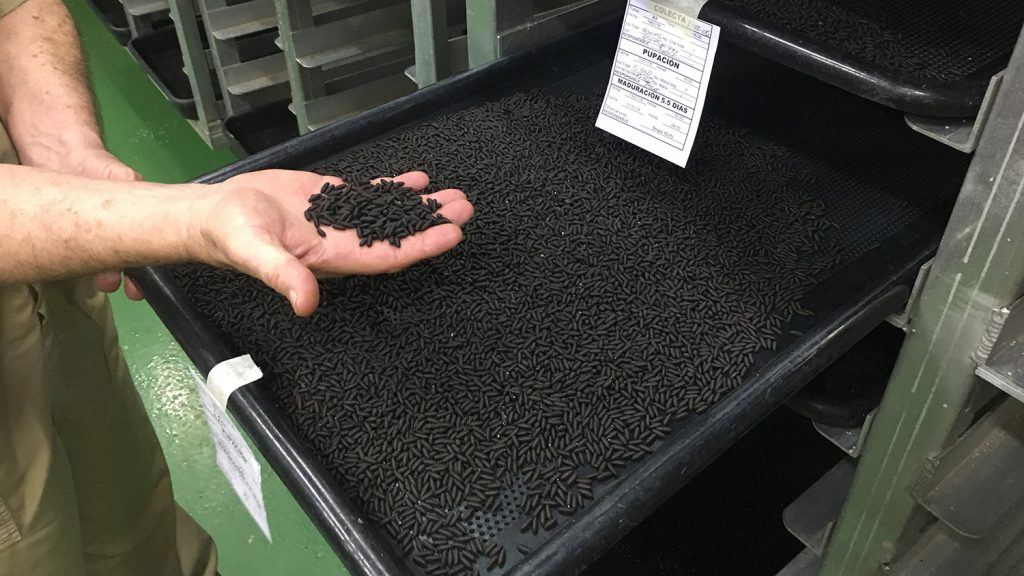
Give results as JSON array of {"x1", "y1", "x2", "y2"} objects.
[
  {"x1": 94, "y1": 271, "x2": 123, "y2": 293},
  {"x1": 104, "y1": 162, "x2": 143, "y2": 182},
  {"x1": 92, "y1": 150, "x2": 142, "y2": 181},
  {"x1": 247, "y1": 243, "x2": 320, "y2": 316}
]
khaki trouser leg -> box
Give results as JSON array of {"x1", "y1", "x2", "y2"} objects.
[
  {"x1": 0, "y1": 285, "x2": 89, "y2": 576},
  {"x1": 0, "y1": 280, "x2": 217, "y2": 576}
]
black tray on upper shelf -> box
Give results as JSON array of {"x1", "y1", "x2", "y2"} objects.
[
  {"x1": 224, "y1": 102, "x2": 301, "y2": 157},
  {"x1": 129, "y1": 27, "x2": 198, "y2": 119},
  {"x1": 130, "y1": 22, "x2": 972, "y2": 576},
  {"x1": 84, "y1": 0, "x2": 131, "y2": 45},
  {"x1": 700, "y1": 0, "x2": 1024, "y2": 117},
  {"x1": 128, "y1": 26, "x2": 220, "y2": 120}
]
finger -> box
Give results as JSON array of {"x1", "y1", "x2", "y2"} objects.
[
  {"x1": 397, "y1": 224, "x2": 465, "y2": 266},
  {"x1": 110, "y1": 163, "x2": 143, "y2": 182},
  {"x1": 105, "y1": 165, "x2": 140, "y2": 181},
  {"x1": 94, "y1": 271, "x2": 123, "y2": 293},
  {"x1": 97, "y1": 154, "x2": 143, "y2": 182},
  {"x1": 247, "y1": 244, "x2": 321, "y2": 316},
  {"x1": 375, "y1": 224, "x2": 464, "y2": 273},
  {"x1": 124, "y1": 276, "x2": 146, "y2": 300},
  {"x1": 422, "y1": 188, "x2": 467, "y2": 205},
  {"x1": 372, "y1": 170, "x2": 429, "y2": 191},
  {"x1": 421, "y1": 189, "x2": 473, "y2": 226},
  {"x1": 434, "y1": 199, "x2": 474, "y2": 227}
]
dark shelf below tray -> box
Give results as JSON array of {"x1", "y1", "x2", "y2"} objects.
[
  {"x1": 129, "y1": 27, "x2": 199, "y2": 119},
  {"x1": 225, "y1": 102, "x2": 300, "y2": 156},
  {"x1": 786, "y1": 323, "x2": 904, "y2": 428},
  {"x1": 701, "y1": 0, "x2": 1024, "y2": 117},
  {"x1": 583, "y1": 407, "x2": 842, "y2": 576},
  {"x1": 128, "y1": 25, "x2": 220, "y2": 121}
]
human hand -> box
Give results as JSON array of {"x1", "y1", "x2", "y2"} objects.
[
  {"x1": 191, "y1": 169, "x2": 473, "y2": 316},
  {"x1": 19, "y1": 133, "x2": 142, "y2": 181},
  {"x1": 58, "y1": 147, "x2": 141, "y2": 181}
]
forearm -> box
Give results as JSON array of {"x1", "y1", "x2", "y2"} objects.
[
  {"x1": 0, "y1": 0, "x2": 103, "y2": 163},
  {"x1": 0, "y1": 164, "x2": 208, "y2": 284}
]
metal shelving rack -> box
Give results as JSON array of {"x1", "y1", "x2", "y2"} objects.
[
  {"x1": 406, "y1": 0, "x2": 623, "y2": 89},
  {"x1": 120, "y1": 0, "x2": 169, "y2": 37},
  {"x1": 779, "y1": 26, "x2": 1024, "y2": 576},
  {"x1": 195, "y1": 0, "x2": 291, "y2": 118},
  {"x1": 164, "y1": 0, "x2": 228, "y2": 148},
  {"x1": 117, "y1": 0, "x2": 625, "y2": 148},
  {"x1": 273, "y1": 0, "x2": 417, "y2": 133},
  {"x1": 406, "y1": 0, "x2": 466, "y2": 88},
  {"x1": 464, "y1": 0, "x2": 621, "y2": 69}
]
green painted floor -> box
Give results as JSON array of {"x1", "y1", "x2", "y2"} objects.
[{"x1": 66, "y1": 2, "x2": 345, "y2": 574}]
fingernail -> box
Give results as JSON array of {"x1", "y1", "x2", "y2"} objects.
[{"x1": 289, "y1": 290, "x2": 298, "y2": 306}]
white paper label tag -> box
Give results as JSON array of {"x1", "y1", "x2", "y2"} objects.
[
  {"x1": 207, "y1": 354, "x2": 263, "y2": 411},
  {"x1": 595, "y1": 0, "x2": 720, "y2": 167},
  {"x1": 191, "y1": 368, "x2": 272, "y2": 542}
]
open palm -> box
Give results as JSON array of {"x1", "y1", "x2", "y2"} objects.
[{"x1": 196, "y1": 169, "x2": 473, "y2": 316}]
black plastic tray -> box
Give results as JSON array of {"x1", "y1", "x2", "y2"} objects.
[
  {"x1": 224, "y1": 102, "x2": 301, "y2": 157},
  {"x1": 84, "y1": 0, "x2": 131, "y2": 45},
  {"x1": 701, "y1": 0, "x2": 1023, "y2": 117},
  {"x1": 130, "y1": 24, "x2": 971, "y2": 576},
  {"x1": 128, "y1": 27, "x2": 198, "y2": 119}
]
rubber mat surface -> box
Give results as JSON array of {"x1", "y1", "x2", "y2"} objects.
[{"x1": 171, "y1": 46, "x2": 970, "y2": 575}]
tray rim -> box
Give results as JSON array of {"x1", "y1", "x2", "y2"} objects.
[{"x1": 701, "y1": 1, "x2": 1010, "y2": 118}]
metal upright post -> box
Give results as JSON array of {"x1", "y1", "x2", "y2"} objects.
[
  {"x1": 195, "y1": 0, "x2": 246, "y2": 117},
  {"x1": 819, "y1": 27, "x2": 1024, "y2": 576},
  {"x1": 275, "y1": 0, "x2": 324, "y2": 133},
  {"x1": 466, "y1": 0, "x2": 532, "y2": 68},
  {"x1": 411, "y1": 0, "x2": 450, "y2": 87}
]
